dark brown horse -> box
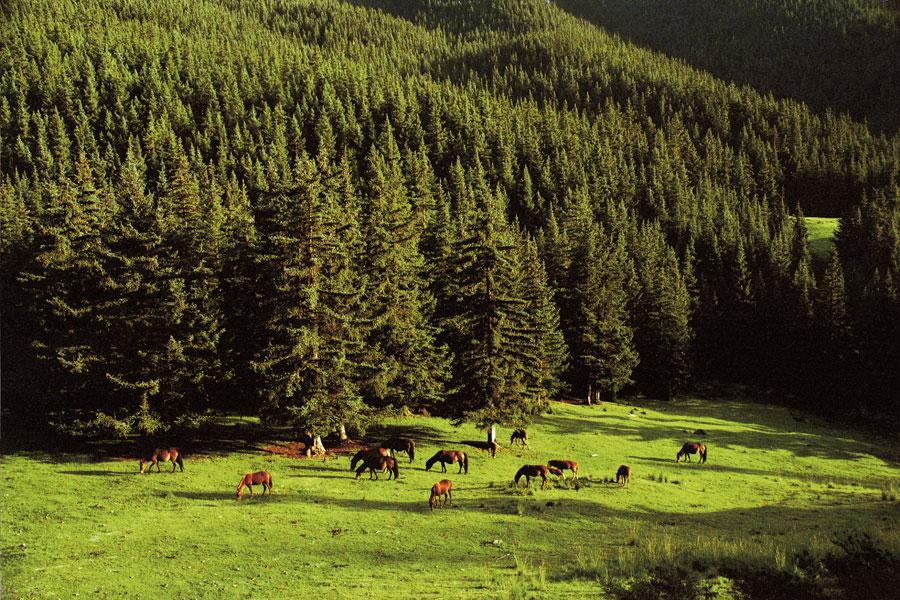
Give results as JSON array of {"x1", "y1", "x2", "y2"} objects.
[
  {"x1": 514, "y1": 465, "x2": 552, "y2": 489},
  {"x1": 548, "y1": 460, "x2": 579, "y2": 480},
  {"x1": 429, "y1": 479, "x2": 452, "y2": 511},
  {"x1": 383, "y1": 438, "x2": 416, "y2": 463},
  {"x1": 510, "y1": 428, "x2": 528, "y2": 447},
  {"x1": 139, "y1": 448, "x2": 184, "y2": 474},
  {"x1": 236, "y1": 471, "x2": 272, "y2": 498},
  {"x1": 425, "y1": 450, "x2": 468, "y2": 474},
  {"x1": 355, "y1": 455, "x2": 399, "y2": 480},
  {"x1": 616, "y1": 464, "x2": 631, "y2": 485},
  {"x1": 676, "y1": 442, "x2": 708, "y2": 463},
  {"x1": 350, "y1": 447, "x2": 389, "y2": 471}
]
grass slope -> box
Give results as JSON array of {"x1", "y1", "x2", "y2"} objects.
[{"x1": 2, "y1": 398, "x2": 899, "y2": 598}]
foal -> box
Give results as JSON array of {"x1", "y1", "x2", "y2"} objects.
[{"x1": 429, "y1": 480, "x2": 453, "y2": 511}]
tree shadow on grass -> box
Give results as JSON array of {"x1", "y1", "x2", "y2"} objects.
[
  {"x1": 59, "y1": 470, "x2": 136, "y2": 476},
  {"x1": 363, "y1": 422, "x2": 457, "y2": 448}
]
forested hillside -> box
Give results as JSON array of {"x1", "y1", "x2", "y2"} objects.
[
  {"x1": 557, "y1": 0, "x2": 900, "y2": 133},
  {"x1": 1, "y1": 0, "x2": 898, "y2": 442}
]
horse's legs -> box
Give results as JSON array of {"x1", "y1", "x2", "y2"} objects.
[
  {"x1": 248, "y1": 484, "x2": 254, "y2": 498},
  {"x1": 441, "y1": 462, "x2": 447, "y2": 473},
  {"x1": 447, "y1": 489, "x2": 452, "y2": 506},
  {"x1": 541, "y1": 475, "x2": 547, "y2": 489},
  {"x1": 171, "y1": 460, "x2": 176, "y2": 473},
  {"x1": 155, "y1": 461, "x2": 161, "y2": 473}
]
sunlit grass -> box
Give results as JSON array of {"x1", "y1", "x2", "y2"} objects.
[{"x1": 2, "y1": 397, "x2": 899, "y2": 598}]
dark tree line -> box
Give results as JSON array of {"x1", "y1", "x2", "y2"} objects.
[{"x1": 1, "y1": 0, "x2": 898, "y2": 442}]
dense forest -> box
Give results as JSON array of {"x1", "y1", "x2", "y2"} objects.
[
  {"x1": 558, "y1": 0, "x2": 900, "y2": 133},
  {"x1": 1, "y1": 0, "x2": 898, "y2": 443}
]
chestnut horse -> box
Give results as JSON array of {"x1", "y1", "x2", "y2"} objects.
[
  {"x1": 676, "y1": 442, "x2": 708, "y2": 463},
  {"x1": 548, "y1": 460, "x2": 579, "y2": 480},
  {"x1": 383, "y1": 438, "x2": 416, "y2": 463},
  {"x1": 429, "y1": 479, "x2": 452, "y2": 511},
  {"x1": 139, "y1": 448, "x2": 184, "y2": 473},
  {"x1": 510, "y1": 429, "x2": 528, "y2": 447},
  {"x1": 615, "y1": 464, "x2": 631, "y2": 485},
  {"x1": 236, "y1": 471, "x2": 272, "y2": 498},
  {"x1": 355, "y1": 455, "x2": 399, "y2": 480},
  {"x1": 514, "y1": 465, "x2": 552, "y2": 489},
  {"x1": 350, "y1": 447, "x2": 389, "y2": 471},
  {"x1": 425, "y1": 450, "x2": 468, "y2": 474}
]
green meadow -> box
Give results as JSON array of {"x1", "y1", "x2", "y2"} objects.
[
  {"x1": 3, "y1": 398, "x2": 899, "y2": 599},
  {"x1": 804, "y1": 216, "x2": 841, "y2": 265}
]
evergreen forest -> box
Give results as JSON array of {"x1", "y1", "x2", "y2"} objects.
[{"x1": 2, "y1": 0, "x2": 899, "y2": 443}]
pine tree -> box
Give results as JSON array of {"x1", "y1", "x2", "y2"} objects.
[
  {"x1": 251, "y1": 154, "x2": 367, "y2": 443},
  {"x1": 358, "y1": 122, "x2": 449, "y2": 410},
  {"x1": 629, "y1": 223, "x2": 692, "y2": 400}
]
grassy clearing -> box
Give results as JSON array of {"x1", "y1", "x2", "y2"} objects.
[
  {"x1": 2, "y1": 398, "x2": 899, "y2": 598},
  {"x1": 803, "y1": 216, "x2": 840, "y2": 265}
]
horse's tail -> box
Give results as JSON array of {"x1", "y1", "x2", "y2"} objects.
[
  {"x1": 700, "y1": 446, "x2": 707, "y2": 463},
  {"x1": 268, "y1": 473, "x2": 273, "y2": 490},
  {"x1": 408, "y1": 441, "x2": 415, "y2": 462},
  {"x1": 463, "y1": 452, "x2": 468, "y2": 474}
]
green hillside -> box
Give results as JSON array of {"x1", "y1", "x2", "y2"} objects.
[
  {"x1": 556, "y1": 0, "x2": 900, "y2": 133},
  {"x1": 2, "y1": 399, "x2": 899, "y2": 598}
]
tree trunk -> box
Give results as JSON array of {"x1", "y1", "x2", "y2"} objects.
[
  {"x1": 487, "y1": 425, "x2": 496, "y2": 444},
  {"x1": 586, "y1": 383, "x2": 592, "y2": 405},
  {"x1": 338, "y1": 423, "x2": 348, "y2": 442},
  {"x1": 312, "y1": 435, "x2": 326, "y2": 455}
]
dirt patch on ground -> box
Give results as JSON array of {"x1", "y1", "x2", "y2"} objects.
[{"x1": 263, "y1": 440, "x2": 367, "y2": 459}]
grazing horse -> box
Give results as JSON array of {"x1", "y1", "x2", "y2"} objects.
[
  {"x1": 350, "y1": 447, "x2": 389, "y2": 471},
  {"x1": 514, "y1": 465, "x2": 553, "y2": 489},
  {"x1": 355, "y1": 455, "x2": 399, "y2": 480},
  {"x1": 236, "y1": 471, "x2": 272, "y2": 498},
  {"x1": 676, "y1": 442, "x2": 708, "y2": 463},
  {"x1": 548, "y1": 460, "x2": 579, "y2": 480},
  {"x1": 429, "y1": 480, "x2": 453, "y2": 511},
  {"x1": 510, "y1": 429, "x2": 528, "y2": 447},
  {"x1": 616, "y1": 464, "x2": 631, "y2": 485},
  {"x1": 487, "y1": 441, "x2": 498, "y2": 458},
  {"x1": 425, "y1": 450, "x2": 469, "y2": 474},
  {"x1": 139, "y1": 448, "x2": 184, "y2": 473},
  {"x1": 383, "y1": 438, "x2": 416, "y2": 463}
]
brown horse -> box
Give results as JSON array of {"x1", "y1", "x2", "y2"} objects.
[
  {"x1": 350, "y1": 447, "x2": 389, "y2": 471},
  {"x1": 510, "y1": 429, "x2": 528, "y2": 447},
  {"x1": 139, "y1": 448, "x2": 184, "y2": 474},
  {"x1": 383, "y1": 438, "x2": 416, "y2": 463},
  {"x1": 425, "y1": 450, "x2": 469, "y2": 474},
  {"x1": 615, "y1": 464, "x2": 631, "y2": 485},
  {"x1": 548, "y1": 460, "x2": 579, "y2": 480},
  {"x1": 514, "y1": 465, "x2": 552, "y2": 489},
  {"x1": 429, "y1": 479, "x2": 453, "y2": 511},
  {"x1": 355, "y1": 455, "x2": 399, "y2": 480},
  {"x1": 676, "y1": 442, "x2": 708, "y2": 463},
  {"x1": 236, "y1": 471, "x2": 272, "y2": 498}
]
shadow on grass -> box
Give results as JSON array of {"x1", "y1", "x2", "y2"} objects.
[
  {"x1": 363, "y1": 422, "x2": 456, "y2": 448},
  {"x1": 60, "y1": 470, "x2": 136, "y2": 476}
]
